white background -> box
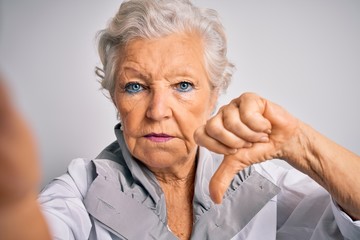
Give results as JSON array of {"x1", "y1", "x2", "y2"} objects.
[{"x1": 1, "y1": 0, "x2": 359, "y2": 187}]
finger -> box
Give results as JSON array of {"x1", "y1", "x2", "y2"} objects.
[
  {"x1": 209, "y1": 142, "x2": 275, "y2": 204},
  {"x1": 194, "y1": 126, "x2": 238, "y2": 155},
  {"x1": 236, "y1": 93, "x2": 272, "y2": 133},
  {"x1": 205, "y1": 113, "x2": 253, "y2": 149},
  {"x1": 222, "y1": 102, "x2": 270, "y2": 143},
  {"x1": 262, "y1": 100, "x2": 296, "y2": 129}
]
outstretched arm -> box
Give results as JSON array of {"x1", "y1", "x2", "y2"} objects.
[
  {"x1": 194, "y1": 92, "x2": 360, "y2": 219},
  {"x1": 0, "y1": 78, "x2": 51, "y2": 240}
]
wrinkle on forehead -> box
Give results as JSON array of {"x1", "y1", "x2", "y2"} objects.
[{"x1": 117, "y1": 32, "x2": 209, "y2": 83}]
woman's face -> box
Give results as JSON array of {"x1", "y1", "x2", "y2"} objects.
[{"x1": 113, "y1": 32, "x2": 218, "y2": 172}]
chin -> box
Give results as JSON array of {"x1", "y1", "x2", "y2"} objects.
[
  {"x1": 137, "y1": 151, "x2": 177, "y2": 166},
  {"x1": 135, "y1": 149, "x2": 192, "y2": 169}
]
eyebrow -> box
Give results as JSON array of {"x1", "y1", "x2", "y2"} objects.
[{"x1": 121, "y1": 65, "x2": 150, "y2": 80}]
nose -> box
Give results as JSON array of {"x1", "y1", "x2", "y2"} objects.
[{"x1": 146, "y1": 89, "x2": 172, "y2": 121}]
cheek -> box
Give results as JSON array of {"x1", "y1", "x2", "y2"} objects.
[
  {"x1": 116, "y1": 96, "x2": 147, "y2": 153},
  {"x1": 115, "y1": 94, "x2": 147, "y2": 133},
  {"x1": 190, "y1": 91, "x2": 214, "y2": 119},
  {"x1": 176, "y1": 92, "x2": 214, "y2": 135},
  {"x1": 116, "y1": 93, "x2": 143, "y2": 117}
]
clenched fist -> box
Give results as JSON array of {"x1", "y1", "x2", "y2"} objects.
[{"x1": 195, "y1": 93, "x2": 305, "y2": 203}]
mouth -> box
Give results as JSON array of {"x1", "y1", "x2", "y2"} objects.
[{"x1": 144, "y1": 133, "x2": 174, "y2": 142}]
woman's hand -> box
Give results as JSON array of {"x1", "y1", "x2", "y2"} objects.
[
  {"x1": 0, "y1": 77, "x2": 51, "y2": 239},
  {"x1": 194, "y1": 92, "x2": 303, "y2": 203},
  {"x1": 0, "y1": 79, "x2": 40, "y2": 206}
]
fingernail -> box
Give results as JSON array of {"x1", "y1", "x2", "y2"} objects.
[
  {"x1": 229, "y1": 148, "x2": 238, "y2": 154},
  {"x1": 266, "y1": 129, "x2": 272, "y2": 134},
  {"x1": 260, "y1": 136, "x2": 269, "y2": 142},
  {"x1": 244, "y1": 142, "x2": 253, "y2": 148}
]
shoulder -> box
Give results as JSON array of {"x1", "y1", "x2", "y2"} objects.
[
  {"x1": 38, "y1": 158, "x2": 96, "y2": 239},
  {"x1": 40, "y1": 158, "x2": 96, "y2": 200}
]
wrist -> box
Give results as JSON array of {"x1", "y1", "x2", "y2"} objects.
[
  {"x1": 282, "y1": 123, "x2": 360, "y2": 219},
  {"x1": 280, "y1": 121, "x2": 323, "y2": 177}
]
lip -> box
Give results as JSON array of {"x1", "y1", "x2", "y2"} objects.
[{"x1": 144, "y1": 133, "x2": 174, "y2": 142}]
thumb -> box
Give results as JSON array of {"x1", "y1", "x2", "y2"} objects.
[
  {"x1": 209, "y1": 154, "x2": 247, "y2": 204},
  {"x1": 209, "y1": 143, "x2": 275, "y2": 204}
]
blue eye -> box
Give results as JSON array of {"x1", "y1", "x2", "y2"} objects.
[
  {"x1": 177, "y1": 82, "x2": 193, "y2": 92},
  {"x1": 125, "y1": 82, "x2": 144, "y2": 93}
]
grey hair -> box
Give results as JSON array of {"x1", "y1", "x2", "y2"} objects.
[{"x1": 95, "y1": 0, "x2": 235, "y2": 98}]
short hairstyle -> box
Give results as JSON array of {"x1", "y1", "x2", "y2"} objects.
[{"x1": 96, "y1": 0, "x2": 235, "y2": 98}]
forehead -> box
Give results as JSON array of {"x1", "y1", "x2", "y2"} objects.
[{"x1": 119, "y1": 32, "x2": 208, "y2": 79}]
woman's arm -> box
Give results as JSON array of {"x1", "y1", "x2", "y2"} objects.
[
  {"x1": 194, "y1": 92, "x2": 360, "y2": 219},
  {"x1": 0, "y1": 78, "x2": 51, "y2": 240},
  {"x1": 288, "y1": 121, "x2": 360, "y2": 219}
]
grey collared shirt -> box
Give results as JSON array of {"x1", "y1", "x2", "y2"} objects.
[{"x1": 39, "y1": 126, "x2": 360, "y2": 239}]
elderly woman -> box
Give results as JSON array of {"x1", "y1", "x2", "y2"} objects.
[{"x1": 1, "y1": 0, "x2": 360, "y2": 239}]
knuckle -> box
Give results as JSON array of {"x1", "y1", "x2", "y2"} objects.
[
  {"x1": 240, "y1": 92, "x2": 256, "y2": 99},
  {"x1": 205, "y1": 121, "x2": 222, "y2": 138},
  {"x1": 241, "y1": 111, "x2": 256, "y2": 123},
  {"x1": 193, "y1": 127, "x2": 204, "y2": 143},
  {"x1": 223, "y1": 115, "x2": 239, "y2": 131}
]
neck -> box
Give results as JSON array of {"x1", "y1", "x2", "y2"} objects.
[
  {"x1": 153, "y1": 157, "x2": 197, "y2": 189},
  {"x1": 151, "y1": 153, "x2": 197, "y2": 240}
]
